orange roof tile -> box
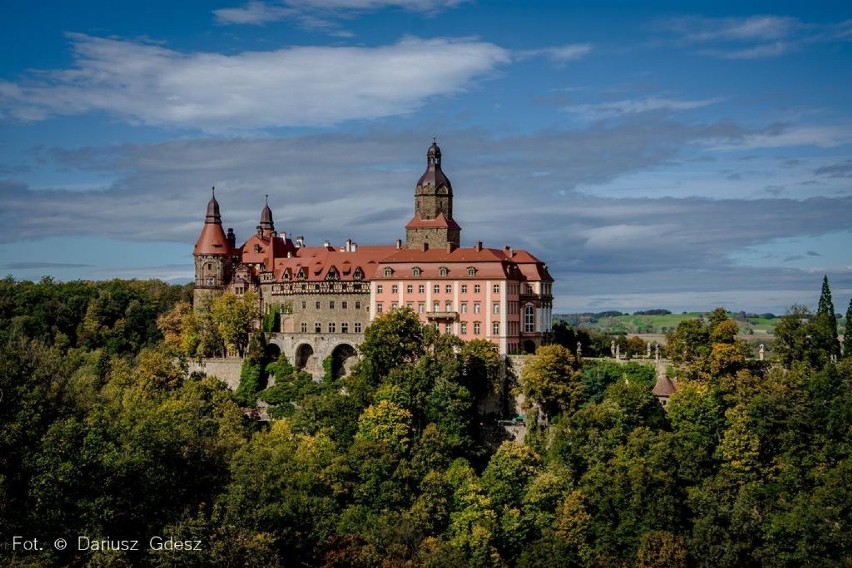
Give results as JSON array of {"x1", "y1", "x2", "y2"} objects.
[{"x1": 194, "y1": 223, "x2": 232, "y2": 255}]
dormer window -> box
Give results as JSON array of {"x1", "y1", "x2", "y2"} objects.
[
  {"x1": 253, "y1": 244, "x2": 261, "y2": 253},
  {"x1": 384, "y1": 267, "x2": 393, "y2": 277},
  {"x1": 353, "y1": 267, "x2": 363, "y2": 281},
  {"x1": 467, "y1": 266, "x2": 476, "y2": 277},
  {"x1": 439, "y1": 266, "x2": 448, "y2": 277},
  {"x1": 283, "y1": 270, "x2": 291, "y2": 281},
  {"x1": 412, "y1": 266, "x2": 422, "y2": 277},
  {"x1": 326, "y1": 267, "x2": 339, "y2": 281},
  {"x1": 297, "y1": 269, "x2": 306, "y2": 280}
]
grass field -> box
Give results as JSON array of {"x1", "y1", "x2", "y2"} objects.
[{"x1": 556, "y1": 311, "x2": 784, "y2": 336}]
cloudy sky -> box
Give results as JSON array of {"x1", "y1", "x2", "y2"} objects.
[{"x1": 1, "y1": 0, "x2": 851, "y2": 314}]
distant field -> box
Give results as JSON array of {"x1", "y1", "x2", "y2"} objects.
[{"x1": 556, "y1": 311, "x2": 783, "y2": 337}]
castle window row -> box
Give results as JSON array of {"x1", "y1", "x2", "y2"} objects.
[
  {"x1": 302, "y1": 322, "x2": 362, "y2": 334},
  {"x1": 375, "y1": 282, "x2": 505, "y2": 295},
  {"x1": 300, "y1": 300, "x2": 363, "y2": 310}
]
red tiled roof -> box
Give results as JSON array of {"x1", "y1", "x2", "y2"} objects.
[
  {"x1": 652, "y1": 376, "x2": 677, "y2": 397},
  {"x1": 270, "y1": 245, "x2": 396, "y2": 282},
  {"x1": 194, "y1": 223, "x2": 232, "y2": 255},
  {"x1": 404, "y1": 213, "x2": 461, "y2": 231}
]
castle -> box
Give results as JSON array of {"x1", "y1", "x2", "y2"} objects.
[{"x1": 193, "y1": 141, "x2": 553, "y2": 375}]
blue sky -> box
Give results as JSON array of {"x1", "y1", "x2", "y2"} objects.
[{"x1": 1, "y1": 0, "x2": 851, "y2": 314}]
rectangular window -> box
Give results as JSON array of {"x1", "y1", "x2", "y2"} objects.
[
  {"x1": 433, "y1": 301, "x2": 440, "y2": 311},
  {"x1": 474, "y1": 322, "x2": 481, "y2": 335},
  {"x1": 445, "y1": 301, "x2": 452, "y2": 311},
  {"x1": 461, "y1": 284, "x2": 467, "y2": 293},
  {"x1": 524, "y1": 305, "x2": 535, "y2": 333},
  {"x1": 315, "y1": 322, "x2": 321, "y2": 333},
  {"x1": 445, "y1": 323, "x2": 452, "y2": 334},
  {"x1": 461, "y1": 322, "x2": 468, "y2": 334},
  {"x1": 341, "y1": 322, "x2": 349, "y2": 333},
  {"x1": 493, "y1": 284, "x2": 500, "y2": 293},
  {"x1": 445, "y1": 284, "x2": 452, "y2": 293},
  {"x1": 493, "y1": 303, "x2": 500, "y2": 314},
  {"x1": 493, "y1": 322, "x2": 500, "y2": 335},
  {"x1": 474, "y1": 284, "x2": 481, "y2": 293},
  {"x1": 461, "y1": 303, "x2": 468, "y2": 314},
  {"x1": 355, "y1": 301, "x2": 361, "y2": 310},
  {"x1": 418, "y1": 303, "x2": 425, "y2": 314},
  {"x1": 328, "y1": 322, "x2": 336, "y2": 333},
  {"x1": 433, "y1": 284, "x2": 440, "y2": 294},
  {"x1": 407, "y1": 284, "x2": 413, "y2": 294},
  {"x1": 301, "y1": 322, "x2": 307, "y2": 333},
  {"x1": 301, "y1": 301, "x2": 307, "y2": 309},
  {"x1": 376, "y1": 303, "x2": 383, "y2": 314},
  {"x1": 418, "y1": 285, "x2": 425, "y2": 294},
  {"x1": 342, "y1": 301, "x2": 348, "y2": 309},
  {"x1": 474, "y1": 303, "x2": 481, "y2": 314},
  {"x1": 329, "y1": 301, "x2": 335, "y2": 309},
  {"x1": 354, "y1": 322, "x2": 362, "y2": 333},
  {"x1": 392, "y1": 284, "x2": 398, "y2": 294},
  {"x1": 377, "y1": 284, "x2": 383, "y2": 293},
  {"x1": 315, "y1": 301, "x2": 321, "y2": 309}
]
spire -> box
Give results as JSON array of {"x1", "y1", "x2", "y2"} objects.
[
  {"x1": 417, "y1": 140, "x2": 451, "y2": 191},
  {"x1": 205, "y1": 186, "x2": 221, "y2": 224},
  {"x1": 260, "y1": 194, "x2": 274, "y2": 232}
]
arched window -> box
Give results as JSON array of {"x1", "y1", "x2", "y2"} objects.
[
  {"x1": 524, "y1": 304, "x2": 535, "y2": 333},
  {"x1": 384, "y1": 267, "x2": 393, "y2": 277},
  {"x1": 412, "y1": 267, "x2": 422, "y2": 277},
  {"x1": 439, "y1": 266, "x2": 448, "y2": 277},
  {"x1": 467, "y1": 266, "x2": 476, "y2": 276}
]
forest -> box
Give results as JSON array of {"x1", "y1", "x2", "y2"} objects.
[{"x1": 1, "y1": 275, "x2": 851, "y2": 567}]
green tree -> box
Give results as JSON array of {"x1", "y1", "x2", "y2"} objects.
[
  {"x1": 212, "y1": 291, "x2": 258, "y2": 357},
  {"x1": 358, "y1": 307, "x2": 433, "y2": 382},
  {"x1": 844, "y1": 299, "x2": 852, "y2": 358},
  {"x1": 816, "y1": 275, "x2": 841, "y2": 358},
  {"x1": 518, "y1": 344, "x2": 583, "y2": 420}
]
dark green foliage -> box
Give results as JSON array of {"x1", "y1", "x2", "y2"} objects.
[
  {"x1": 262, "y1": 303, "x2": 281, "y2": 332},
  {"x1": 4, "y1": 278, "x2": 852, "y2": 567},
  {"x1": 845, "y1": 299, "x2": 852, "y2": 358}
]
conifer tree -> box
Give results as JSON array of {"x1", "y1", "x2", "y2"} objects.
[
  {"x1": 844, "y1": 299, "x2": 852, "y2": 358},
  {"x1": 816, "y1": 275, "x2": 840, "y2": 358}
]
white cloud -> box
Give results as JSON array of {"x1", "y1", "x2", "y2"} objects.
[
  {"x1": 670, "y1": 15, "x2": 798, "y2": 43},
  {"x1": 701, "y1": 41, "x2": 791, "y2": 59},
  {"x1": 517, "y1": 43, "x2": 593, "y2": 62},
  {"x1": 563, "y1": 96, "x2": 722, "y2": 121},
  {"x1": 709, "y1": 125, "x2": 852, "y2": 151},
  {"x1": 214, "y1": 0, "x2": 464, "y2": 26},
  {"x1": 0, "y1": 34, "x2": 509, "y2": 131}
]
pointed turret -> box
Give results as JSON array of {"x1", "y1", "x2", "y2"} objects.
[
  {"x1": 193, "y1": 187, "x2": 236, "y2": 301},
  {"x1": 194, "y1": 187, "x2": 230, "y2": 255}
]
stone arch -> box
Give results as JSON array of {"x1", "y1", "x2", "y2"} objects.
[
  {"x1": 295, "y1": 343, "x2": 315, "y2": 370},
  {"x1": 329, "y1": 343, "x2": 357, "y2": 379},
  {"x1": 265, "y1": 342, "x2": 281, "y2": 361},
  {"x1": 523, "y1": 340, "x2": 537, "y2": 354}
]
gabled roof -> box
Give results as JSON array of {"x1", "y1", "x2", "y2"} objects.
[{"x1": 652, "y1": 376, "x2": 677, "y2": 397}]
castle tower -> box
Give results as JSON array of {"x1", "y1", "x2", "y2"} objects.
[
  {"x1": 193, "y1": 188, "x2": 235, "y2": 305},
  {"x1": 405, "y1": 140, "x2": 461, "y2": 249},
  {"x1": 258, "y1": 194, "x2": 275, "y2": 238}
]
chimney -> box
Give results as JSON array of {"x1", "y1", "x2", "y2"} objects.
[
  {"x1": 227, "y1": 228, "x2": 236, "y2": 249},
  {"x1": 475, "y1": 241, "x2": 482, "y2": 252},
  {"x1": 346, "y1": 239, "x2": 352, "y2": 252},
  {"x1": 351, "y1": 242, "x2": 358, "y2": 252},
  {"x1": 446, "y1": 242, "x2": 455, "y2": 253},
  {"x1": 421, "y1": 242, "x2": 429, "y2": 251},
  {"x1": 396, "y1": 239, "x2": 402, "y2": 250},
  {"x1": 296, "y1": 235, "x2": 304, "y2": 247}
]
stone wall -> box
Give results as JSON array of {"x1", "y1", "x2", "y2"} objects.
[{"x1": 188, "y1": 357, "x2": 243, "y2": 389}]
